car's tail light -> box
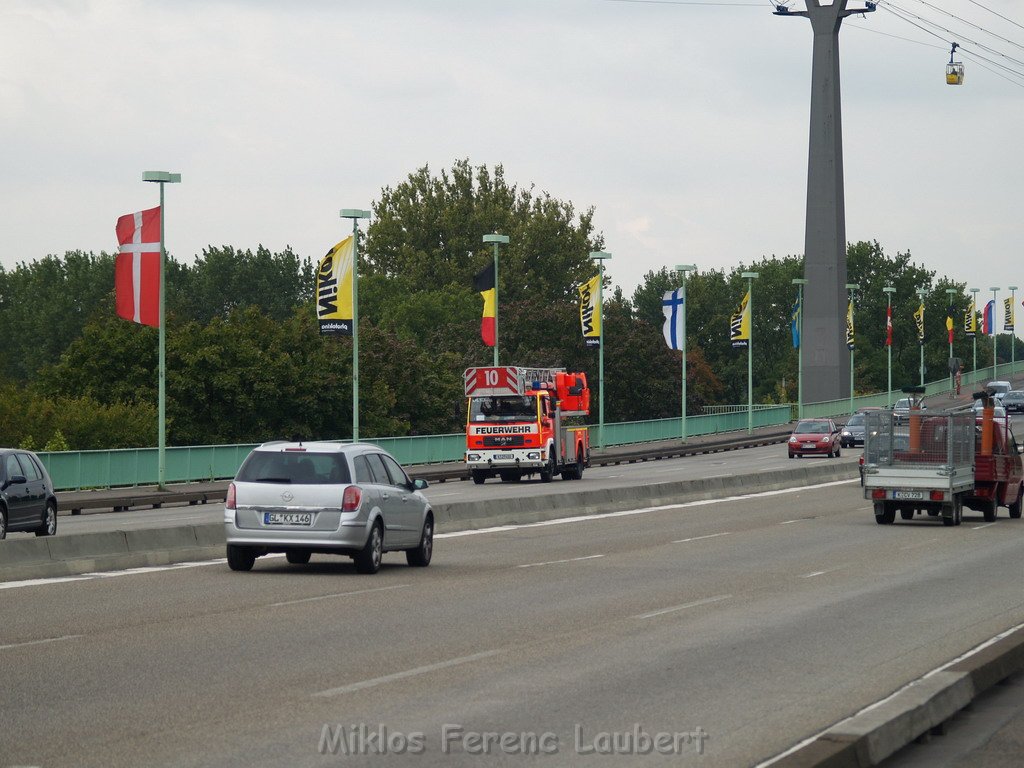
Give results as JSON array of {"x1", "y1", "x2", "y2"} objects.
[
  {"x1": 226, "y1": 482, "x2": 237, "y2": 510},
  {"x1": 871, "y1": 489, "x2": 885, "y2": 499},
  {"x1": 930, "y1": 490, "x2": 944, "y2": 501},
  {"x1": 342, "y1": 486, "x2": 362, "y2": 512}
]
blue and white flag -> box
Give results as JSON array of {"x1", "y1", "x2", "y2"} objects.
[{"x1": 662, "y1": 288, "x2": 685, "y2": 350}]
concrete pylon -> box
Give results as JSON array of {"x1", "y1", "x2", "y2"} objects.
[{"x1": 776, "y1": 1, "x2": 874, "y2": 403}]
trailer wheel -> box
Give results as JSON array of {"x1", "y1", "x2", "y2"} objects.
[
  {"x1": 1009, "y1": 483, "x2": 1023, "y2": 519},
  {"x1": 874, "y1": 502, "x2": 895, "y2": 525},
  {"x1": 983, "y1": 498, "x2": 997, "y2": 523}
]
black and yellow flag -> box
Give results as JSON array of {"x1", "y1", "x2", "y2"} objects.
[
  {"x1": 317, "y1": 236, "x2": 354, "y2": 335},
  {"x1": 730, "y1": 291, "x2": 751, "y2": 348}
]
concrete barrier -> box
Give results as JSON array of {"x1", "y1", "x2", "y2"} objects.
[
  {"x1": 768, "y1": 626, "x2": 1024, "y2": 767},
  {"x1": 1, "y1": 462, "x2": 857, "y2": 583}
]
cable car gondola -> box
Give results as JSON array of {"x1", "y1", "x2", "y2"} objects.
[{"x1": 946, "y1": 42, "x2": 964, "y2": 86}]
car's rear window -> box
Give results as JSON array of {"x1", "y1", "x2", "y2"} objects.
[{"x1": 235, "y1": 451, "x2": 351, "y2": 484}]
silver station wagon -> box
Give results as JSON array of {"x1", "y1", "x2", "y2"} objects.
[{"x1": 224, "y1": 441, "x2": 433, "y2": 574}]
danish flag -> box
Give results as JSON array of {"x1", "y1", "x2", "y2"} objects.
[{"x1": 115, "y1": 207, "x2": 161, "y2": 326}]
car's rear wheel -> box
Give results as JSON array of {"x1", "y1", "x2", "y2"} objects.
[
  {"x1": 983, "y1": 498, "x2": 998, "y2": 523},
  {"x1": 355, "y1": 521, "x2": 383, "y2": 574},
  {"x1": 286, "y1": 549, "x2": 311, "y2": 565},
  {"x1": 226, "y1": 544, "x2": 256, "y2": 572},
  {"x1": 1009, "y1": 483, "x2": 1023, "y2": 519},
  {"x1": 34, "y1": 500, "x2": 57, "y2": 537},
  {"x1": 0, "y1": 506, "x2": 7, "y2": 540},
  {"x1": 406, "y1": 515, "x2": 433, "y2": 567}
]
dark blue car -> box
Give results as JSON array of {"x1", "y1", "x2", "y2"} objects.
[{"x1": 0, "y1": 448, "x2": 58, "y2": 539}]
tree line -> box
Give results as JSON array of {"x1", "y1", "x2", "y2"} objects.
[{"x1": 0, "y1": 160, "x2": 1013, "y2": 451}]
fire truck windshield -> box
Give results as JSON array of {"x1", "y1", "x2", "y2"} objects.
[{"x1": 470, "y1": 396, "x2": 537, "y2": 423}]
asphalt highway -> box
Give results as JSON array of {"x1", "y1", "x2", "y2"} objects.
[
  {"x1": 40, "y1": 442, "x2": 862, "y2": 535},
  {"x1": 3, "y1": 476, "x2": 1023, "y2": 767}
]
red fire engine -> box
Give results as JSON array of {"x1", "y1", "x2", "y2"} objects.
[{"x1": 464, "y1": 366, "x2": 591, "y2": 484}]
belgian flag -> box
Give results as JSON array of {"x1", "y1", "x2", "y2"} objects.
[{"x1": 473, "y1": 262, "x2": 496, "y2": 346}]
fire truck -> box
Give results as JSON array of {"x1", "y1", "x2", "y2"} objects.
[{"x1": 464, "y1": 366, "x2": 591, "y2": 484}]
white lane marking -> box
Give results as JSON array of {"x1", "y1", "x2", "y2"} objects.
[
  {"x1": 1, "y1": 479, "x2": 858, "y2": 591},
  {"x1": 424, "y1": 491, "x2": 460, "y2": 498},
  {"x1": 0, "y1": 554, "x2": 284, "y2": 590},
  {"x1": 754, "y1": 620, "x2": 1024, "y2": 767},
  {"x1": 799, "y1": 570, "x2": 830, "y2": 579},
  {"x1": 900, "y1": 538, "x2": 938, "y2": 551},
  {"x1": 0, "y1": 634, "x2": 81, "y2": 651},
  {"x1": 971, "y1": 523, "x2": 997, "y2": 530},
  {"x1": 312, "y1": 650, "x2": 501, "y2": 698},
  {"x1": 635, "y1": 594, "x2": 732, "y2": 620},
  {"x1": 436, "y1": 479, "x2": 857, "y2": 541},
  {"x1": 672, "y1": 532, "x2": 732, "y2": 544},
  {"x1": 269, "y1": 584, "x2": 410, "y2": 607},
  {"x1": 517, "y1": 554, "x2": 604, "y2": 569},
  {"x1": 780, "y1": 518, "x2": 812, "y2": 525}
]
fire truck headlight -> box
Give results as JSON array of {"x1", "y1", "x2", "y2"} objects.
[
  {"x1": 527, "y1": 452, "x2": 540, "y2": 460},
  {"x1": 467, "y1": 453, "x2": 481, "y2": 462}
]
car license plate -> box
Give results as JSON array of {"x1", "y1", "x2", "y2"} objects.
[
  {"x1": 263, "y1": 512, "x2": 313, "y2": 526},
  {"x1": 893, "y1": 491, "x2": 923, "y2": 501},
  {"x1": 802, "y1": 443, "x2": 816, "y2": 449},
  {"x1": 491, "y1": 453, "x2": 514, "y2": 460}
]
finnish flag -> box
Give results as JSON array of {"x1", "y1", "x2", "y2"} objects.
[{"x1": 662, "y1": 288, "x2": 685, "y2": 350}]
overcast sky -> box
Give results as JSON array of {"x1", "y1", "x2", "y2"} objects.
[{"x1": 4, "y1": 0, "x2": 1023, "y2": 311}]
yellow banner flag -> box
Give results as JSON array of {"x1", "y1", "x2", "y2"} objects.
[
  {"x1": 578, "y1": 275, "x2": 601, "y2": 348},
  {"x1": 317, "y1": 236, "x2": 354, "y2": 335},
  {"x1": 730, "y1": 290, "x2": 751, "y2": 348}
]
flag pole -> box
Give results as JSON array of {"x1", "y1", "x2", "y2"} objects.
[
  {"x1": 341, "y1": 209, "x2": 371, "y2": 442},
  {"x1": 676, "y1": 265, "x2": 696, "y2": 442},
  {"x1": 142, "y1": 171, "x2": 180, "y2": 490},
  {"x1": 793, "y1": 278, "x2": 808, "y2": 419},
  {"x1": 883, "y1": 286, "x2": 895, "y2": 407},
  {"x1": 590, "y1": 251, "x2": 612, "y2": 450},
  {"x1": 483, "y1": 234, "x2": 509, "y2": 367},
  {"x1": 1011, "y1": 286, "x2": 1018, "y2": 374},
  {"x1": 741, "y1": 272, "x2": 759, "y2": 434}
]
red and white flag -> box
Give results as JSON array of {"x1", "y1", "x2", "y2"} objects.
[
  {"x1": 115, "y1": 207, "x2": 161, "y2": 326},
  {"x1": 885, "y1": 304, "x2": 893, "y2": 347}
]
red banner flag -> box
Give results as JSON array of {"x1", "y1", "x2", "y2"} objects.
[
  {"x1": 885, "y1": 304, "x2": 892, "y2": 347},
  {"x1": 115, "y1": 207, "x2": 161, "y2": 327}
]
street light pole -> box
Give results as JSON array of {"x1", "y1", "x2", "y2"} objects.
[
  {"x1": 483, "y1": 234, "x2": 509, "y2": 367},
  {"x1": 675, "y1": 264, "x2": 696, "y2": 442},
  {"x1": 846, "y1": 283, "x2": 858, "y2": 414},
  {"x1": 792, "y1": 278, "x2": 808, "y2": 419},
  {"x1": 741, "y1": 271, "x2": 759, "y2": 434},
  {"x1": 946, "y1": 288, "x2": 957, "y2": 398},
  {"x1": 991, "y1": 287, "x2": 1000, "y2": 380},
  {"x1": 590, "y1": 251, "x2": 612, "y2": 450},
  {"x1": 883, "y1": 286, "x2": 895, "y2": 407},
  {"x1": 916, "y1": 289, "x2": 928, "y2": 386},
  {"x1": 142, "y1": 170, "x2": 181, "y2": 490},
  {"x1": 971, "y1": 288, "x2": 980, "y2": 377},
  {"x1": 341, "y1": 208, "x2": 371, "y2": 442}
]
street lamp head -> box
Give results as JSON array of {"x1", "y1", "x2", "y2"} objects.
[
  {"x1": 142, "y1": 171, "x2": 181, "y2": 183},
  {"x1": 340, "y1": 209, "x2": 371, "y2": 219},
  {"x1": 674, "y1": 264, "x2": 696, "y2": 275},
  {"x1": 882, "y1": 286, "x2": 896, "y2": 294},
  {"x1": 970, "y1": 288, "x2": 980, "y2": 294},
  {"x1": 845, "y1": 283, "x2": 859, "y2": 291},
  {"x1": 990, "y1": 287, "x2": 1000, "y2": 292},
  {"x1": 740, "y1": 271, "x2": 759, "y2": 279},
  {"x1": 483, "y1": 233, "x2": 509, "y2": 244},
  {"x1": 791, "y1": 278, "x2": 809, "y2": 286},
  {"x1": 1010, "y1": 286, "x2": 1019, "y2": 291},
  {"x1": 589, "y1": 251, "x2": 611, "y2": 261}
]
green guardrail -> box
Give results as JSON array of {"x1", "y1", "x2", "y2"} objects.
[{"x1": 35, "y1": 362, "x2": 1024, "y2": 491}]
